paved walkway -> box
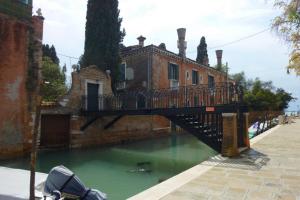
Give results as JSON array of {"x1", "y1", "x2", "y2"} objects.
[{"x1": 130, "y1": 119, "x2": 300, "y2": 200}]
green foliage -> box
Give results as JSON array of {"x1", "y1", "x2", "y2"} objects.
[
  {"x1": 42, "y1": 44, "x2": 60, "y2": 65},
  {"x1": 214, "y1": 63, "x2": 228, "y2": 73},
  {"x1": 287, "y1": 51, "x2": 300, "y2": 75},
  {"x1": 41, "y1": 57, "x2": 67, "y2": 102},
  {"x1": 230, "y1": 72, "x2": 247, "y2": 89},
  {"x1": 196, "y1": 36, "x2": 208, "y2": 65},
  {"x1": 83, "y1": 0, "x2": 125, "y2": 89},
  {"x1": 231, "y1": 72, "x2": 294, "y2": 111},
  {"x1": 272, "y1": 0, "x2": 300, "y2": 75},
  {"x1": 242, "y1": 78, "x2": 295, "y2": 111}
]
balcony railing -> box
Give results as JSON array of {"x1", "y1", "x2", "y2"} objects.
[{"x1": 0, "y1": 0, "x2": 32, "y2": 21}]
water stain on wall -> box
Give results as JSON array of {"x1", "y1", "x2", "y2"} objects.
[
  {"x1": 5, "y1": 76, "x2": 22, "y2": 101},
  {"x1": 0, "y1": 121, "x2": 22, "y2": 145}
]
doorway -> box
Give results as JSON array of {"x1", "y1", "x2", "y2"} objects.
[{"x1": 87, "y1": 83, "x2": 99, "y2": 111}]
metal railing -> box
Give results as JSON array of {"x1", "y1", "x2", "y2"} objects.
[
  {"x1": 81, "y1": 83, "x2": 243, "y2": 112},
  {"x1": 0, "y1": 0, "x2": 32, "y2": 21}
]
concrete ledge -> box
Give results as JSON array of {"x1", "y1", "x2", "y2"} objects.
[{"x1": 0, "y1": 167, "x2": 47, "y2": 199}]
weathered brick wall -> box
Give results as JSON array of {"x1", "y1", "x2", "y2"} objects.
[
  {"x1": 152, "y1": 53, "x2": 227, "y2": 89},
  {"x1": 70, "y1": 115, "x2": 171, "y2": 148},
  {"x1": 122, "y1": 53, "x2": 149, "y2": 89},
  {"x1": 0, "y1": 14, "x2": 29, "y2": 158},
  {"x1": 0, "y1": 13, "x2": 44, "y2": 159},
  {"x1": 64, "y1": 66, "x2": 112, "y2": 111}
]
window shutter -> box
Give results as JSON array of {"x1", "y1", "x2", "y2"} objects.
[
  {"x1": 175, "y1": 65, "x2": 179, "y2": 80},
  {"x1": 120, "y1": 63, "x2": 126, "y2": 81},
  {"x1": 168, "y1": 64, "x2": 171, "y2": 79}
]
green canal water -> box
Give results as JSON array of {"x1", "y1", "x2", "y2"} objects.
[{"x1": 0, "y1": 134, "x2": 216, "y2": 200}]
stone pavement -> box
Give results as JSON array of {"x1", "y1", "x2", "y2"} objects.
[{"x1": 161, "y1": 119, "x2": 300, "y2": 200}]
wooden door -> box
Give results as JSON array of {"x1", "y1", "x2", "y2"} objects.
[{"x1": 40, "y1": 115, "x2": 70, "y2": 148}]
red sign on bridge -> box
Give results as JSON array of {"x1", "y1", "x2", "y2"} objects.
[{"x1": 206, "y1": 107, "x2": 215, "y2": 112}]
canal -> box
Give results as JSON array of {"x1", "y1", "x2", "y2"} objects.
[{"x1": 0, "y1": 134, "x2": 216, "y2": 199}]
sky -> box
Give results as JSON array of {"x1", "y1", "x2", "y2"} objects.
[{"x1": 33, "y1": 0, "x2": 300, "y2": 111}]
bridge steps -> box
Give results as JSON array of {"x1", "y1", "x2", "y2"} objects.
[{"x1": 166, "y1": 114, "x2": 223, "y2": 152}]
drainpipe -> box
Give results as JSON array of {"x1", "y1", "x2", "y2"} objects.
[{"x1": 226, "y1": 62, "x2": 229, "y2": 103}]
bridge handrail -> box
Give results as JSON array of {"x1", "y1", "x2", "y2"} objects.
[{"x1": 81, "y1": 84, "x2": 243, "y2": 112}]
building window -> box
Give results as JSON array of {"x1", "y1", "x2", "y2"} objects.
[
  {"x1": 168, "y1": 63, "x2": 179, "y2": 80},
  {"x1": 119, "y1": 62, "x2": 126, "y2": 81},
  {"x1": 192, "y1": 70, "x2": 199, "y2": 85},
  {"x1": 208, "y1": 75, "x2": 215, "y2": 89}
]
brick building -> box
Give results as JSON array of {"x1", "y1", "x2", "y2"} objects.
[
  {"x1": 0, "y1": 0, "x2": 44, "y2": 158},
  {"x1": 119, "y1": 28, "x2": 228, "y2": 91}
]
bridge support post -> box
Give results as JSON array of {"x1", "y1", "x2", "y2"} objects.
[
  {"x1": 221, "y1": 113, "x2": 239, "y2": 157},
  {"x1": 243, "y1": 113, "x2": 250, "y2": 148}
]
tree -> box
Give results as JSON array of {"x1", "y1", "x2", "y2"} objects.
[
  {"x1": 272, "y1": 0, "x2": 300, "y2": 75},
  {"x1": 42, "y1": 44, "x2": 60, "y2": 65},
  {"x1": 287, "y1": 51, "x2": 300, "y2": 75},
  {"x1": 243, "y1": 78, "x2": 295, "y2": 111},
  {"x1": 230, "y1": 71, "x2": 248, "y2": 89},
  {"x1": 215, "y1": 63, "x2": 228, "y2": 73},
  {"x1": 83, "y1": 0, "x2": 125, "y2": 90},
  {"x1": 276, "y1": 88, "x2": 295, "y2": 110},
  {"x1": 231, "y1": 72, "x2": 295, "y2": 111},
  {"x1": 41, "y1": 57, "x2": 67, "y2": 101},
  {"x1": 196, "y1": 36, "x2": 209, "y2": 65}
]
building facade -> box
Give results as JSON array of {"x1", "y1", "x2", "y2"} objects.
[
  {"x1": 0, "y1": 0, "x2": 44, "y2": 158},
  {"x1": 119, "y1": 28, "x2": 228, "y2": 92}
]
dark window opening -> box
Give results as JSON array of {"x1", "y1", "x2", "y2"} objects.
[
  {"x1": 119, "y1": 63, "x2": 126, "y2": 81},
  {"x1": 208, "y1": 75, "x2": 215, "y2": 89},
  {"x1": 168, "y1": 63, "x2": 179, "y2": 80},
  {"x1": 192, "y1": 70, "x2": 199, "y2": 85}
]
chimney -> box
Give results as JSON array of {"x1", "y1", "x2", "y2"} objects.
[
  {"x1": 177, "y1": 28, "x2": 187, "y2": 58},
  {"x1": 137, "y1": 35, "x2": 146, "y2": 47},
  {"x1": 215, "y1": 50, "x2": 223, "y2": 67}
]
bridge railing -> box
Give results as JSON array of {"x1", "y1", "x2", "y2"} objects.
[{"x1": 81, "y1": 83, "x2": 243, "y2": 112}]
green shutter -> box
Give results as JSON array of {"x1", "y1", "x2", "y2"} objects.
[
  {"x1": 168, "y1": 63, "x2": 171, "y2": 80},
  {"x1": 175, "y1": 65, "x2": 179, "y2": 80}
]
